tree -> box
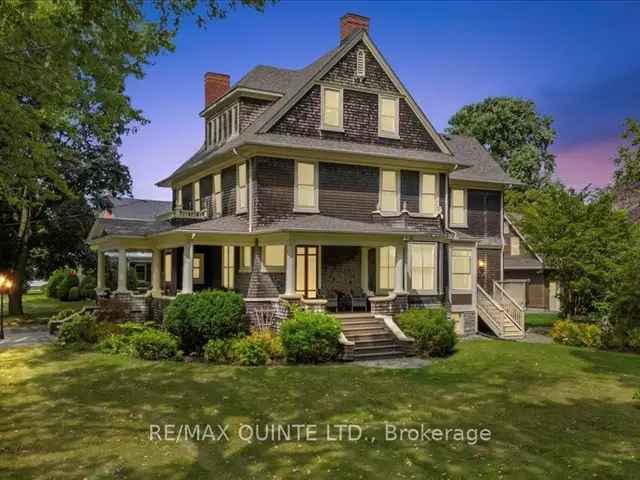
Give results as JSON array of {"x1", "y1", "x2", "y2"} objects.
[
  {"x1": 0, "y1": 0, "x2": 270, "y2": 314},
  {"x1": 446, "y1": 97, "x2": 556, "y2": 187},
  {"x1": 508, "y1": 184, "x2": 634, "y2": 317},
  {"x1": 613, "y1": 118, "x2": 640, "y2": 187}
]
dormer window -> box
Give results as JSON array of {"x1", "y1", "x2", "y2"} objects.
[
  {"x1": 321, "y1": 86, "x2": 343, "y2": 131},
  {"x1": 207, "y1": 102, "x2": 239, "y2": 148},
  {"x1": 356, "y1": 49, "x2": 366, "y2": 77},
  {"x1": 378, "y1": 95, "x2": 399, "y2": 138}
]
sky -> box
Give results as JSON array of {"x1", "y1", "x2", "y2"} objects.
[{"x1": 121, "y1": 0, "x2": 640, "y2": 200}]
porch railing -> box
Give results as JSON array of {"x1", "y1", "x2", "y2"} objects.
[
  {"x1": 156, "y1": 195, "x2": 220, "y2": 221},
  {"x1": 493, "y1": 281, "x2": 525, "y2": 333}
]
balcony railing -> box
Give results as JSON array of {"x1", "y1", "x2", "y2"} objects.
[{"x1": 157, "y1": 195, "x2": 220, "y2": 222}]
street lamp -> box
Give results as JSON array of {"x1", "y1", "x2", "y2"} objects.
[{"x1": 0, "y1": 274, "x2": 14, "y2": 340}]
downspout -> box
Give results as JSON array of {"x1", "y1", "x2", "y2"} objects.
[{"x1": 233, "y1": 147, "x2": 252, "y2": 233}]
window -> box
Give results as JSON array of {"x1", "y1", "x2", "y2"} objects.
[
  {"x1": 193, "y1": 253, "x2": 204, "y2": 284},
  {"x1": 236, "y1": 162, "x2": 247, "y2": 212},
  {"x1": 208, "y1": 103, "x2": 239, "y2": 148},
  {"x1": 409, "y1": 243, "x2": 436, "y2": 292},
  {"x1": 296, "y1": 246, "x2": 318, "y2": 298},
  {"x1": 193, "y1": 180, "x2": 201, "y2": 212},
  {"x1": 213, "y1": 173, "x2": 222, "y2": 215},
  {"x1": 451, "y1": 248, "x2": 472, "y2": 291},
  {"x1": 295, "y1": 161, "x2": 318, "y2": 211},
  {"x1": 451, "y1": 188, "x2": 467, "y2": 226},
  {"x1": 222, "y1": 246, "x2": 234, "y2": 289},
  {"x1": 240, "y1": 246, "x2": 252, "y2": 272},
  {"x1": 263, "y1": 245, "x2": 285, "y2": 271},
  {"x1": 378, "y1": 246, "x2": 396, "y2": 291},
  {"x1": 175, "y1": 188, "x2": 183, "y2": 209},
  {"x1": 164, "y1": 252, "x2": 172, "y2": 283},
  {"x1": 379, "y1": 95, "x2": 399, "y2": 137},
  {"x1": 511, "y1": 235, "x2": 521, "y2": 256},
  {"x1": 321, "y1": 86, "x2": 342, "y2": 130},
  {"x1": 420, "y1": 173, "x2": 438, "y2": 215},
  {"x1": 135, "y1": 264, "x2": 148, "y2": 283},
  {"x1": 356, "y1": 49, "x2": 366, "y2": 77},
  {"x1": 380, "y1": 169, "x2": 398, "y2": 212}
]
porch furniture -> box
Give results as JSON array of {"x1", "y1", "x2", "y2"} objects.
[
  {"x1": 349, "y1": 288, "x2": 369, "y2": 312},
  {"x1": 320, "y1": 288, "x2": 338, "y2": 312}
]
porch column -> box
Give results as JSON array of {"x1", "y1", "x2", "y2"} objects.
[
  {"x1": 116, "y1": 248, "x2": 128, "y2": 293},
  {"x1": 181, "y1": 242, "x2": 193, "y2": 294},
  {"x1": 285, "y1": 241, "x2": 296, "y2": 296},
  {"x1": 96, "y1": 249, "x2": 106, "y2": 292},
  {"x1": 360, "y1": 247, "x2": 369, "y2": 292},
  {"x1": 394, "y1": 243, "x2": 405, "y2": 293},
  {"x1": 151, "y1": 248, "x2": 162, "y2": 297}
]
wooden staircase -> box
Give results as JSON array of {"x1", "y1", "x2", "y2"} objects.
[
  {"x1": 476, "y1": 283, "x2": 525, "y2": 339},
  {"x1": 338, "y1": 313, "x2": 407, "y2": 360}
]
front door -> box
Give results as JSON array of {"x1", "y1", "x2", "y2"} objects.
[{"x1": 296, "y1": 246, "x2": 318, "y2": 298}]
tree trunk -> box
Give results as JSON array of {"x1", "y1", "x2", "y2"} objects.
[{"x1": 8, "y1": 203, "x2": 31, "y2": 316}]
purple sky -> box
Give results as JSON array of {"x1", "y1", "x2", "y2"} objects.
[{"x1": 121, "y1": 1, "x2": 640, "y2": 200}]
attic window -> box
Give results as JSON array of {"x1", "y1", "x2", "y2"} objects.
[{"x1": 356, "y1": 49, "x2": 366, "y2": 77}]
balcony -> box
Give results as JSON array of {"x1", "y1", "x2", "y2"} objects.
[{"x1": 156, "y1": 196, "x2": 219, "y2": 222}]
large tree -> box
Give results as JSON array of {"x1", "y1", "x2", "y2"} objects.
[
  {"x1": 446, "y1": 97, "x2": 556, "y2": 187},
  {"x1": 613, "y1": 118, "x2": 640, "y2": 187},
  {"x1": 0, "y1": 0, "x2": 269, "y2": 314}
]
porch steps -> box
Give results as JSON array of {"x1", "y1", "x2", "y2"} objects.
[{"x1": 337, "y1": 314, "x2": 406, "y2": 360}]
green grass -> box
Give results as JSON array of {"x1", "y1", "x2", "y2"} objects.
[
  {"x1": 526, "y1": 311, "x2": 561, "y2": 328},
  {"x1": 1, "y1": 341, "x2": 639, "y2": 479},
  {"x1": 3, "y1": 291, "x2": 94, "y2": 327}
]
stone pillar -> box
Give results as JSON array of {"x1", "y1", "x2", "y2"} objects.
[
  {"x1": 394, "y1": 243, "x2": 405, "y2": 293},
  {"x1": 96, "y1": 250, "x2": 106, "y2": 293},
  {"x1": 151, "y1": 248, "x2": 162, "y2": 297},
  {"x1": 181, "y1": 242, "x2": 193, "y2": 294},
  {"x1": 116, "y1": 248, "x2": 128, "y2": 293},
  {"x1": 285, "y1": 241, "x2": 296, "y2": 296},
  {"x1": 360, "y1": 247, "x2": 369, "y2": 292}
]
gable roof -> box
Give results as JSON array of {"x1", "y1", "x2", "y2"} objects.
[
  {"x1": 102, "y1": 197, "x2": 171, "y2": 221},
  {"x1": 504, "y1": 214, "x2": 545, "y2": 266}
]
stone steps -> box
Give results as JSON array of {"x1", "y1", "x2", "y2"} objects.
[{"x1": 339, "y1": 315, "x2": 406, "y2": 360}]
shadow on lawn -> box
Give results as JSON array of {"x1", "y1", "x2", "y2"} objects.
[{"x1": 2, "y1": 344, "x2": 639, "y2": 479}]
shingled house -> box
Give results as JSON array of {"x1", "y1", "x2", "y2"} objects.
[{"x1": 88, "y1": 14, "x2": 526, "y2": 357}]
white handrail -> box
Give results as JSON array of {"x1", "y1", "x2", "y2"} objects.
[
  {"x1": 476, "y1": 285, "x2": 504, "y2": 337},
  {"x1": 493, "y1": 281, "x2": 525, "y2": 332}
]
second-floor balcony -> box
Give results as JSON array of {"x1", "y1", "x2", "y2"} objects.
[{"x1": 157, "y1": 195, "x2": 219, "y2": 222}]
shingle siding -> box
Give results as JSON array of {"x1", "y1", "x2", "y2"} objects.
[
  {"x1": 450, "y1": 189, "x2": 501, "y2": 239},
  {"x1": 221, "y1": 165, "x2": 237, "y2": 216},
  {"x1": 240, "y1": 97, "x2": 273, "y2": 132},
  {"x1": 477, "y1": 248, "x2": 501, "y2": 294}
]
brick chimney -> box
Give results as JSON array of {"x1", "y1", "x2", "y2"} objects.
[
  {"x1": 340, "y1": 13, "x2": 370, "y2": 41},
  {"x1": 204, "y1": 72, "x2": 230, "y2": 107}
]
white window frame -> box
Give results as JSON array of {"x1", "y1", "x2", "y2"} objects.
[
  {"x1": 193, "y1": 253, "x2": 204, "y2": 285},
  {"x1": 450, "y1": 188, "x2": 468, "y2": 227},
  {"x1": 294, "y1": 160, "x2": 319, "y2": 213},
  {"x1": 261, "y1": 245, "x2": 286, "y2": 272},
  {"x1": 419, "y1": 172, "x2": 439, "y2": 216},
  {"x1": 175, "y1": 188, "x2": 183, "y2": 209},
  {"x1": 379, "y1": 168, "x2": 400, "y2": 213},
  {"x1": 236, "y1": 162, "x2": 247, "y2": 214},
  {"x1": 222, "y1": 246, "x2": 235, "y2": 289},
  {"x1": 320, "y1": 85, "x2": 343, "y2": 131},
  {"x1": 450, "y1": 247, "x2": 474, "y2": 293},
  {"x1": 239, "y1": 246, "x2": 252, "y2": 272},
  {"x1": 408, "y1": 242, "x2": 437, "y2": 294},
  {"x1": 510, "y1": 235, "x2": 521, "y2": 256},
  {"x1": 378, "y1": 94, "x2": 400, "y2": 139},
  {"x1": 193, "y1": 180, "x2": 201, "y2": 212},
  {"x1": 163, "y1": 252, "x2": 172, "y2": 283},
  {"x1": 356, "y1": 49, "x2": 366, "y2": 77},
  {"x1": 377, "y1": 246, "x2": 396, "y2": 292},
  {"x1": 213, "y1": 173, "x2": 222, "y2": 215}
]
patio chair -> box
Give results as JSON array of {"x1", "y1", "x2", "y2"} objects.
[
  {"x1": 320, "y1": 288, "x2": 338, "y2": 312},
  {"x1": 349, "y1": 288, "x2": 369, "y2": 312}
]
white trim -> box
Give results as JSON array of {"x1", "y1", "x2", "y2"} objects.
[
  {"x1": 192, "y1": 252, "x2": 205, "y2": 284},
  {"x1": 378, "y1": 168, "x2": 400, "y2": 213},
  {"x1": 504, "y1": 215, "x2": 544, "y2": 264},
  {"x1": 236, "y1": 161, "x2": 248, "y2": 214},
  {"x1": 450, "y1": 187, "x2": 468, "y2": 228},
  {"x1": 200, "y1": 87, "x2": 282, "y2": 118},
  {"x1": 378, "y1": 94, "x2": 400, "y2": 139},
  {"x1": 293, "y1": 160, "x2": 320, "y2": 213},
  {"x1": 320, "y1": 85, "x2": 344, "y2": 132},
  {"x1": 450, "y1": 246, "x2": 475, "y2": 294},
  {"x1": 356, "y1": 49, "x2": 366, "y2": 78}
]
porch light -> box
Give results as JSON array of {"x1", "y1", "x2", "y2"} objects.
[
  {"x1": 478, "y1": 259, "x2": 486, "y2": 268},
  {"x1": 0, "y1": 273, "x2": 15, "y2": 340}
]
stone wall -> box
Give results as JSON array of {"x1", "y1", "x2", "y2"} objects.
[{"x1": 370, "y1": 293, "x2": 408, "y2": 316}]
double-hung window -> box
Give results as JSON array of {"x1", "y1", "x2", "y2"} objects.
[
  {"x1": 193, "y1": 253, "x2": 204, "y2": 284},
  {"x1": 213, "y1": 173, "x2": 222, "y2": 215},
  {"x1": 295, "y1": 161, "x2": 318, "y2": 211},
  {"x1": 451, "y1": 188, "x2": 467, "y2": 227},
  {"x1": 263, "y1": 245, "x2": 286, "y2": 272},
  {"x1": 380, "y1": 169, "x2": 399, "y2": 212},
  {"x1": 451, "y1": 248, "x2": 472, "y2": 291},
  {"x1": 420, "y1": 173, "x2": 438, "y2": 216},
  {"x1": 378, "y1": 246, "x2": 396, "y2": 291},
  {"x1": 321, "y1": 86, "x2": 342, "y2": 130},
  {"x1": 222, "y1": 246, "x2": 235, "y2": 289},
  {"x1": 236, "y1": 162, "x2": 247, "y2": 213},
  {"x1": 378, "y1": 95, "x2": 399, "y2": 138},
  {"x1": 409, "y1": 243, "x2": 436, "y2": 292},
  {"x1": 510, "y1": 236, "x2": 521, "y2": 256},
  {"x1": 240, "y1": 246, "x2": 252, "y2": 272}
]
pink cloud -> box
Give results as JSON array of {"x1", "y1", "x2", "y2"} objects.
[{"x1": 553, "y1": 138, "x2": 619, "y2": 189}]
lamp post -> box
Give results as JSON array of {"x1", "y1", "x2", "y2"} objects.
[{"x1": 0, "y1": 274, "x2": 13, "y2": 340}]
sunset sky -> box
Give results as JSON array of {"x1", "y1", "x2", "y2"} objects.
[{"x1": 121, "y1": 1, "x2": 640, "y2": 200}]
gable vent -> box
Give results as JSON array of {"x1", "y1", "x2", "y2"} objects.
[{"x1": 356, "y1": 49, "x2": 366, "y2": 78}]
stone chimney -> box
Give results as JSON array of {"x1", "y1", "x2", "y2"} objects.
[
  {"x1": 204, "y1": 72, "x2": 230, "y2": 107},
  {"x1": 340, "y1": 13, "x2": 370, "y2": 41}
]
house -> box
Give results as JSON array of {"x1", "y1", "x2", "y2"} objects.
[
  {"x1": 87, "y1": 13, "x2": 526, "y2": 356},
  {"x1": 502, "y1": 215, "x2": 560, "y2": 312}
]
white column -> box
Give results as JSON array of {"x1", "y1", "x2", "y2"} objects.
[
  {"x1": 360, "y1": 247, "x2": 369, "y2": 293},
  {"x1": 181, "y1": 242, "x2": 193, "y2": 294},
  {"x1": 151, "y1": 248, "x2": 162, "y2": 297},
  {"x1": 285, "y1": 241, "x2": 296, "y2": 296},
  {"x1": 96, "y1": 250, "x2": 106, "y2": 292},
  {"x1": 394, "y1": 243, "x2": 405, "y2": 293},
  {"x1": 116, "y1": 248, "x2": 128, "y2": 293}
]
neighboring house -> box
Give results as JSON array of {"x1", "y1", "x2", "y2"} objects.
[
  {"x1": 502, "y1": 215, "x2": 560, "y2": 312},
  {"x1": 88, "y1": 13, "x2": 525, "y2": 354}
]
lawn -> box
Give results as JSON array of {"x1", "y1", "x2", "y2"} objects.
[
  {"x1": 1, "y1": 341, "x2": 638, "y2": 479},
  {"x1": 526, "y1": 311, "x2": 560, "y2": 328},
  {"x1": 3, "y1": 291, "x2": 94, "y2": 327}
]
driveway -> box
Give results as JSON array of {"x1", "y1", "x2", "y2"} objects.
[{"x1": 0, "y1": 327, "x2": 54, "y2": 349}]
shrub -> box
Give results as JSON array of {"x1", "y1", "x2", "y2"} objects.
[
  {"x1": 96, "y1": 322, "x2": 160, "y2": 355},
  {"x1": 280, "y1": 311, "x2": 341, "y2": 364},
  {"x1": 577, "y1": 323, "x2": 603, "y2": 349},
  {"x1": 57, "y1": 313, "x2": 98, "y2": 346},
  {"x1": 165, "y1": 290, "x2": 247, "y2": 354},
  {"x1": 551, "y1": 320, "x2": 603, "y2": 349},
  {"x1": 204, "y1": 338, "x2": 232, "y2": 364},
  {"x1": 56, "y1": 272, "x2": 79, "y2": 301},
  {"x1": 46, "y1": 268, "x2": 70, "y2": 298},
  {"x1": 550, "y1": 319, "x2": 582, "y2": 346},
  {"x1": 626, "y1": 328, "x2": 640, "y2": 353},
  {"x1": 79, "y1": 274, "x2": 97, "y2": 299},
  {"x1": 96, "y1": 334, "x2": 133, "y2": 355},
  {"x1": 230, "y1": 331, "x2": 283, "y2": 366},
  {"x1": 130, "y1": 329, "x2": 181, "y2": 361},
  {"x1": 67, "y1": 286, "x2": 80, "y2": 301},
  {"x1": 47, "y1": 308, "x2": 78, "y2": 334},
  {"x1": 396, "y1": 308, "x2": 457, "y2": 357}
]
